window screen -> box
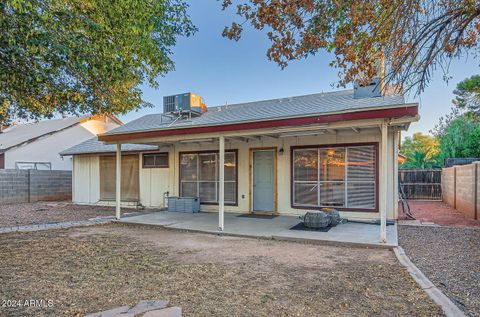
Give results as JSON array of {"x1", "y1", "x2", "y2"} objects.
[
  {"x1": 143, "y1": 153, "x2": 169, "y2": 168},
  {"x1": 180, "y1": 151, "x2": 237, "y2": 204},
  {"x1": 292, "y1": 144, "x2": 376, "y2": 210},
  {"x1": 100, "y1": 155, "x2": 139, "y2": 201}
]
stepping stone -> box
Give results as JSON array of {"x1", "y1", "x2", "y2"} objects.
[
  {"x1": 84, "y1": 306, "x2": 129, "y2": 317},
  {"x1": 143, "y1": 307, "x2": 182, "y2": 317},
  {"x1": 127, "y1": 300, "x2": 169, "y2": 315}
]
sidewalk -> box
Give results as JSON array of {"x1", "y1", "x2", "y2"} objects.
[{"x1": 0, "y1": 217, "x2": 112, "y2": 234}]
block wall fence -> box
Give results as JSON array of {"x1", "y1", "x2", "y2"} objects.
[
  {"x1": 442, "y1": 162, "x2": 479, "y2": 220},
  {"x1": 0, "y1": 170, "x2": 72, "y2": 204}
]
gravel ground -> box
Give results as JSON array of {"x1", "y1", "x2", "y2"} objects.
[
  {"x1": 0, "y1": 224, "x2": 443, "y2": 317},
  {"x1": 399, "y1": 225, "x2": 480, "y2": 317},
  {"x1": 0, "y1": 202, "x2": 137, "y2": 227}
]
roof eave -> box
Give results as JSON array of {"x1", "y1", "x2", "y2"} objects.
[{"x1": 99, "y1": 103, "x2": 419, "y2": 143}]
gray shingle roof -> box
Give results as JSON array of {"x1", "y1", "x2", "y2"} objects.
[
  {"x1": 60, "y1": 137, "x2": 158, "y2": 156},
  {"x1": 104, "y1": 89, "x2": 407, "y2": 135},
  {"x1": 0, "y1": 116, "x2": 90, "y2": 151}
]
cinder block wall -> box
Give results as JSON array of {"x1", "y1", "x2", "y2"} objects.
[
  {"x1": 455, "y1": 164, "x2": 476, "y2": 219},
  {"x1": 0, "y1": 170, "x2": 29, "y2": 203},
  {"x1": 0, "y1": 170, "x2": 72, "y2": 204},
  {"x1": 442, "y1": 162, "x2": 479, "y2": 220},
  {"x1": 29, "y1": 170, "x2": 72, "y2": 202},
  {"x1": 441, "y1": 167, "x2": 455, "y2": 207},
  {"x1": 477, "y1": 169, "x2": 480, "y2": 219}
]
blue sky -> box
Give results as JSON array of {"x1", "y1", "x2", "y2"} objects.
[{"x1": 121, "y1": 1, "x2": 478, "y2": 138}]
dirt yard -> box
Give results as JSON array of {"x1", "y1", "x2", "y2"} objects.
[
  {"x1": 0, "y1": 202, "x2": 137, "y2": 227},
  {"x1": 399, "y1": 225, "x2": 480, "y2": 317},
  {"x1": 0, "y1": 223, "x2": 443, "y2": 317},
  {"x1": 398, "y1": 201, "x2": 480, "y2": 227}
]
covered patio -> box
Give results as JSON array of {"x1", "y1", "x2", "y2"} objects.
[
  {"x1": 118, "y1": 211, "x2": 398, "y2": 248},
  {"x1": 89, "y1": 89, "x2": 420, "y2": 245},
  {"x1": 105, "y1": 116, "x2": 411, "y2": 244}
]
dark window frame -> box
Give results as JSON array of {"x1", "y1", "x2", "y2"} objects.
[
  {"x1": 290, "y1": 142, "x2": 379, "y2": 212},
  {"x1": 142, "y1": 152, "x2": 169, "y2": 168},
  {"x1": 179, "y1": 149, "x2": 238, "y2": 206}
]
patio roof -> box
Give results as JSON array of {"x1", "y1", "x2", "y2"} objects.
[
  {"x1": 98, "y1": 89, "x2": 417, "y2": 142},
  {"x1": 60, "y1": 137, "x2": 158, "y2": 156}
]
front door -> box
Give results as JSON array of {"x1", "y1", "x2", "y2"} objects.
[{"x1": 252, "y1": 150, "x2": 275, "y2": 212}]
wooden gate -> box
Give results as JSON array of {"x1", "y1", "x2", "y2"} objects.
[{"x1": 398, "y1": 169, "x2": 442, "y2": 200}]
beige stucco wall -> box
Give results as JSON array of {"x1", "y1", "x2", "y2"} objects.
[{"x1": 72, "y1": 127, "x2": 399, "y2": 219}]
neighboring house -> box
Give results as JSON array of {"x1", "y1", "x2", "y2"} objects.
[
  {"x1": 62, "y1": 87, "x2": 419, "y2": 240},
  {"x1": 0, "y1": 115, "x2": 121, "y2": 170}
]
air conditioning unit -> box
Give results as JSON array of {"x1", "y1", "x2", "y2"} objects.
[{"x1": 163, "y1": 93, "x2": 207, "y2": 114}]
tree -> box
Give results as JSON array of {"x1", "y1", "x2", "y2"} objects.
[
  {"x1": 400, "y1": 151, "x2": 439, "y2": 169},
  {"x1": 0, "y1": 0, "x2": 196, "y2": 124},
  {"x1": 453, "y1": 74, "x2": 480, "y2": 115},
  {"x1": 434, "y1": 114, "x2": 480, "y2": 159},
  {"x1": 400, "y1": 132, "x2": 440, "y2": 168},
  {"x1": 222, "y1": 1, "x2": 480, "y2": 94}
]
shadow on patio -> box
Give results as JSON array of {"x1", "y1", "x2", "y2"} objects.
[{"x1": 118, "y1": 211, "x2": 398, "y2": 248}]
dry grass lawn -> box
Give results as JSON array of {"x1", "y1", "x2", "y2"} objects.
[{"x1": 0, "y1": 223, "x2": 443, "y2": 317}]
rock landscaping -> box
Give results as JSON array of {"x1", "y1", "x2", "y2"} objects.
[
  {"x1": 399, "y1": 225, "x2": 480, "y2": 317},
  {"x1": 0, "y1": 202, "x2": 138, "y2": 227}
]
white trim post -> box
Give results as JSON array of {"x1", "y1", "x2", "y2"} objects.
[
  {"x1": 115, "y1": 143, "x2": 122, "y2": 220},
  {"x1": 380, "y1": 122, "x2": 388, "y2": 243},
  {"x1": 218, "y1": 136, "x2": 225, "y2": 231},
  {"x1": 393, "y1": 130, "x2": 400, "y2": 219}
]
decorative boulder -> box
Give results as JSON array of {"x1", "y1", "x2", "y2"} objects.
[{"x1": 302, "y1": 211, "x2": 331, "y2": 228}]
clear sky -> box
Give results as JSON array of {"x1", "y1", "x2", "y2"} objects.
[{"x1": 120, "y1": 1, "x2": 479, "y2": 138}]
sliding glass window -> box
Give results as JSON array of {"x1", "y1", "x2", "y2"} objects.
[
  {"x1": 292, "y1": 144, "x2": 377, "y2": 211},
  {"x1": 180, "y1": 151, "x2": 237, "y2": 205}
]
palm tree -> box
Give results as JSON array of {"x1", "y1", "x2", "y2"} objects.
[{"x1": 400, "y1": 151, "x2": 439, "y2": 169}]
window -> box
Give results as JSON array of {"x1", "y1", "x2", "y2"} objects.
[
  {"x1": 292, "y1": 144, "x2": 377, "y2": 210},
  {"x1": 143, "y1": 152, "x2": 169, "y2": 168},
  {"x1": 179, "y1": 150, "x2": 237, "y2": 205},
  {"x1": 15, "y1": 162, "x2": 52, "y2": 170},
  {"x1": 100, "y1": 155, "x2": 139, "y2": 201}
]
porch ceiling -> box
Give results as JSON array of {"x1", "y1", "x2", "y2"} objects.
[{"x1": 108, "y1": 117, "x2": 414, "y2": 146}]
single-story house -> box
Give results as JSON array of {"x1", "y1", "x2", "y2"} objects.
[
  {"x1": 61, "y1": 88, "x2": 419, "y2": 242},
  {"x1": 0, "y1": 114, "x2": 121, "y2": 170}
]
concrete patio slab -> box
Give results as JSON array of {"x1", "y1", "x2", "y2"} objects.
[{"x1": 118, "y1": 211, "x2": 398, "y2": 248}]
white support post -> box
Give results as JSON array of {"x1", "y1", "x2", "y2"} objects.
[
  {"x1": 393, "y1": 130, "x2": 400, "y2": 219},
  {"x1": 218, "y1": 136, "x2": 225, "y2": 231},
  {"x1": 115, "y1": 143, "x2": 122, "y2": 220},
  {"x1": 380, "y1": 122, "x2": 388, "y2": 243}
]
